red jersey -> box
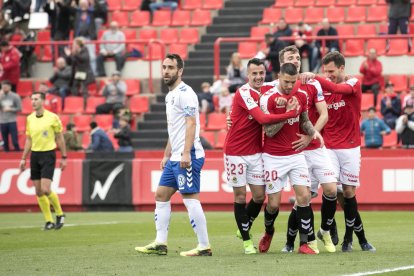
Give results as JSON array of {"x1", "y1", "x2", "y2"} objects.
[
  {"x1": 315, "y1": 76, "x2": 362, "y2": 149},
  {"x1": 224, "y1": 83, "x2": 298, "y2": 156},
  {"x1": 261, "y1": 84, "x2": 308, "y2": 156}
]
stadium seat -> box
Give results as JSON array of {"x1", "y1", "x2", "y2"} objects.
[
  {"x1": 169, "y1": 43, "x2": 188, "y2": 60},
  {"x1": 85, "y1": 96, "x2": 106, "y2": 114},
  {"x1": 409, "y1": 75, "x2": 414, "y2": 86},
  {"x1": 275, "y1": 0, "x2": 294, "y2": 7},
  {"x1": 145, "y1": 43, "x2": 164, "y2": 60},
  {"x1": 16, "y1": 80, "x2": 33, "y2": 97},
  {"x1": 238, "y1": 42, "x2": 257, "y2": 59},
  {"x1": 34, "y1": 80, "x2": 52, "y2": 91},
  {"x1": 190, "y1": 10, "x2": 212, "y2": 26},
  {"x1": 17, "y1": 115, "x2": 26, "y2": 133},
  {"x1": 336, "y1": 0, "x2": 356, "y2": 6},
  {"x1": 250, "y1": 26, "x2": 271, "y2": 39},
  {"x1": 315, "y1": 0, "x2": 335, "y2": 6},
  {"x1": 152, "y1": 10, "x2": 171, "y2": 26},
  {"x1": 366, "y1": 6, "x2": 387, "y2": 22},
  {"x1": 326, "y1": 7, "x2": 345, "y2": 23},
  {"x1": 81, "y1": 132, "x2": 91, "y2": 149},
  {"x1": 304, "y1": 8, "x2": 324, "y2": 24},
  {"x1": 205, "y1": 113, "x2": 227, "y2": 130},
  {"x1": 201, "y1": 131, "x2": 215, "y2": 147},
  {"x1": 107, "y1": 0, "x2": 121, "y2": 10},
  {"x1": 111, "y1": 11, "x2": 129, "y2": 27},
  {"x1": 383, "y1": 130, "x2": 398, "y2": 148},
  {"x1": 285, "y1": 8, "x2": 303, "y2": 24},
  {"x1": 124, "y1": 79, "x2": 141, "y2": 96},
  {"x1": 35, "y1": 30, "x2": 52, "y2": 62},
  {"x1": 336, "y1": 25, "x2": 355, "y2": 36},
  {"x1": 361, "y1": 93, "x2": 374, "y2": 110},
  {"x1": 129, "y1": 96, "x2": 149, "y2": 113},
  {"x1": 59, "y1": 114, "x2": 70, "y2": 130},
  {"x1": 73, "y1": 114, "x2": 92, "y2": 132},
  {"x1": 261, "y1": 8, "x2": 282, "y2": 24},
  {"x1": 366, "y1": 39, "x2": 386, "y2": 56},
  {"x1": 387, "y1": 39, "x2": 409, "y2": 56},
  {"x1": 171, "y1": 10, "x2": 191, "y2": 26},
  {"x1": 122, "y1": 0, "x2": 141, "y2": 11},
  {"x1": 357, "y1": 0, "x2": 377, "y2": 5},
  {"x1": 357, "y1": 24, "x2": 377, "y2": 36},
  {"x1": 203, "y1": 0, "x2": 223, "y2": 9},
  {"x1": 181, "y1": 0, "x2": 202, "y2": 10},
  {"x1": 215, "y1": 131, "x2": 227, "y2": 148},
  {"x1": 411, "y1": 5, "x2": 414, "y2": 21},
  {"x1": 138, "y1": 29, "x2": 158, "y2": 42},
  {"x1": 18, "y1": 133, "x2": 26, "y2": 149},
  {"x1": 94, "y1": 114, "x2": 113, "y2": 131},
  {"x1": 160, "y1": 28, "x2": 179, "y2": 44},
  {"x1": 388, "y1": 75, "x2": 408, "y2": 92},
  {"x1": 45, "y1": 94, "x2": 62, "y2": 114},
  {"x1": 346, "y1": 7, "x2": 366, "y2": 23},
  {"x1": 378, "y1": 23, "x2": 388, "y2": 34},
  {"x1": 179, "y1": 28, "x2": 199, "y2": 44},
  {"x1": 294, "y1": 0, "x2": 314, "y2": 7},
  {"x1": 130, "y1": 11, "x2": 150, "y2": 27},
  {"x1": 63, "y1": 97, "x2": 83, "y2": 114},
  {"x1": 122, "y1": 29, "x2": 137, "y2": 41},
  {"x1": 199, "y1": 112, "x2": 206, "y2": 130},
  {"x1": 344, "y1": 40, "x2": 364, "y2": 56}
]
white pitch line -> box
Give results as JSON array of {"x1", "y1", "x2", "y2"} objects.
[
  {"x1": 343, "y1": 265, "x2": 414, "y2": 276},
  {"x1": 0, "y1": 221, "x2": 119, "y2": 230}
]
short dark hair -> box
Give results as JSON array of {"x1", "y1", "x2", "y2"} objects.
[
  {"x1": 322, "y1": 51, "x2": 345, "y2": 68},
  {"x1": 265, "y1": 33, "x2": 273, "y2": 39},
  {"x1": 66, "y1": 123, "x2": 75, "y2": 131},
  {"x1": 279, "y1": 45, "x2": 299, "y2": 64},
  {"x1": 280, "y1": 63, "x2": 298, "y2": 76},
  {"x1": 247, "y1": 58, "x2": 265, "y2": 68},
  {"x1": 0, "y1": 40, "x2": 9, "y2": 47},
  {"x1": 166, "y1": 53, "x2": 184, "y2": 69},
  {"x1": 1, "y1": 80, "x2": 11, "y2": 86},
  {"x1": 368, "y1": 107, "x2": 376, "y2": 112},
  {"x1": 90, "y1": 121, "x2": 98, "y2": 129},
  {"x1": 32, "y1": 92, "x2": 46, "y2": 100}
]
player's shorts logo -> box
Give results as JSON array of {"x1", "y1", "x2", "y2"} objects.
[
  {"x1": 232, "y1": 176, "x2": 237, "y2": 184},
  {"x1": 267, "y1": 183, "x2": 274, "y2": 190},
  {"x1": 178, "y1": 174, "x2": 186, "y2": 188}
]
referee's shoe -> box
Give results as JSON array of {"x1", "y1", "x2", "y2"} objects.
[
  {"x1": 44, "y1": 222, "x2": 55, "y2": 231},
  {"x1": 55, "y1": 215, "x2": 66, "y2": 230}
]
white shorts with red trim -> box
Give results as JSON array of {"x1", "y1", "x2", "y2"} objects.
[{"x1": 224, "y1": 153, "x2": 264, "y2": 187}]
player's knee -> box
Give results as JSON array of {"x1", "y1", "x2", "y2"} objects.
[
  {"x1": 342, "y1": 186, "x2": 355, "y2": 198},
  {"x1": 267, "y1": 201, "x2": 279, "y2": 213},
  {"x1": 234, "y1": 193, "x2": 246, "y2": 204},
  {"x1": 155, "y1": 192, "x2": 169, "y2": 202},
  {"x1": 252, "y1": 194, "x2": 265, "y2": 203},
  {"x1": 35, "y1": 189, "x2": 43, "y2": 197},
  {"x1": 295, "y1": 194, "x2": 310, "y2": 206},
  {"x1": 323, "y1": 184, "x2": 337, "y2": 198}
]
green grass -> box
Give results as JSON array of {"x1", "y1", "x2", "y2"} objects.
[{"x1": 0, "y1": 211, "x2": 414, "y2": 276}]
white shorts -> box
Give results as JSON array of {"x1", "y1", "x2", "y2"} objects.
[
  {"x1": 327, "y1": 147, "x2": 361, "y2": 192},
  {"x1": 304, "y1": 147, "x2": 337, "y2": 196},
  {"x1": 262, "y1": 153, "x2": 310, "y2": 194},
  {"x1": 224, "y1": 153, "x2": 264, "y2": 187}
]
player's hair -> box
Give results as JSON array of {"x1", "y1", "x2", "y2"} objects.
[
  {"x1": 32, "y1": 91, "x2": 46, "y2": 100},
  {"x1": 280, "y1": 63, "x2": 298, "y2": 76},
  {"x1": 247, "y1": 58, "x2": 265, "y2": 68},
  {"x1": 322, "y1": 51, "x2": 345, "y2": 68},
  {"x1": 166, "y1": 53, "x2": 184, "y2": 69},
  {"x1": 279, "y1": 45, "x2": 299, "y2": 64}
]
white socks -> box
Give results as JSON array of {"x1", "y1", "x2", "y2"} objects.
[
  {"x1": 183, "y1": 198, "x2": 210, "y2": 248},
  {"x1": 155, "y1": 201, "x2": 171, "y2": 244}
]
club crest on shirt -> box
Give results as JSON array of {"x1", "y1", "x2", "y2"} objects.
[
  {"x1": 247, "y1": 115, "x2": 253, "y2": 120},
  {"x1": 42, "y1": 130, "x2": 48, "y2": 137}
]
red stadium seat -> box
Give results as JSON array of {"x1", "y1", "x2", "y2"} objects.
[
  {"x1": 357, "y1": 0, "x2": 377, "y2": 5},
  {"x1": 411, "y1": 5, "x2": 414, "y2": 21},
  {"x1": 182, "y1": 0, "x2": 202, "y2": 10},
  {"x1": 199, "y1": 112, "x2": 206, "y2": 130},
  {"x1": 73, "y1": 114, "x2": 92, "y2": 132},
  {"x1": 44, "y1": 94, "x2": 62, "y2": 114},
  {"x1": 107, "y1": 0, "x2": 121, "y2": 10},
  {"x1": 315, "y1": 0, "x2": 335, "y2": 6},
  {"x1": 409, "y1": 75, "x2": 414, "y2": 86},
  {"x1": 344, "y1": 40, "x2": 364, "y2": 56},
  {"x1": 294, "y1": 0, "x2": 315, "y2": 7},
  {"x1": 275, "y1": 0, "x2": 294, "y2": 7},
  {"x1": 152, "y1": 10, "x2": 171, "y2": 26},
  {"x1": 190, "y1": 10, "x2": 212, "y2": 26},
  {"x1": 215, "y1": 131, "x2": 227, "y2": 148},
  {"x1": 35, "y1": 30, "x2": 52, "y2": 62},
  {"x1": 18, "y1": 133, "x2": 26, "y2": 149},
  {"x1": 85, "y1": 97, "x2": 106, "y2": 114},
  {"x1": 63, "y1": 97, "x2": 83, "y2": 114},
  {"x1": 250, "y1": 26, "x2": 271, "y2": 39},
  {"x1": 336, "y1": 25, "x2": 355, "y2": 36},
  {"x1": 202, "y1": 0, "x2": 223, "y2": 9},
  {"x1": 238, "y1": 42, "x2": 257, "y2": 59},
  {"x1": 383, "y1": 130, "x2": 398, "y2": 148},
  {"x1": 122, "y1": 0, "x2": 141, "y2": 11},
  {"x1": 304, "y1": 8, "x2": 324, "y2": 24},
  {"x1": 169, "y1": 43, "x2": 188, "y2": 59},
  {"x1": 122, "y1": 29, "x2": 137, "y2": 41},
  {"x1": 124, "y1": 79, "x2": 141, "y2": 96},
  {"x1": 336, "y1": 0, "x2": 356, "y2": 6},
  {"x1": 326, "y1": 7, "x2": 345, "y2": 23},
  {"x1": 94, "y1": 114, "x2": 113, "y2": 131},
  {"x1": 111, "y1": 11, "x2": 129, "y2": 27},
  {"x1": 160, "y1": 28, "x2": 179, "y2": 44},
  {"x1": 357, "y1": 24, "x2": 377, "y2": 36},
  {"x1": 205, "y1": 113, "x2": 227, "y2": 130},
  {"x1": 261, "y1": 8, "x2": 282, "y2": 24},
  {"x1": 129, "y1": 96, "x2": 149, "y2": 113},
  {"x1": 16, "y1": 80, "x2": 33, "y2": 97},
  {"x1": 138, "y1": 29, "x2": 158, "y2": 42},
  {"x1": 388, "y1": 75, "x2": 408, "y2": 92},
  {"x1": 361, "y1": 93, "x2": 374, "y2": 110},
  {"x1": 179, "y1": 28, "x2": 199, "y2": 44},
  {"x1": 17, "y1": 115, "x2": 26, "y2": 133},
  {"x1": 171, "y1": 10, "x2": 191, "y2": 26},
  {"x1": 20, "y1": 97, "x2": 32, "y2": 115},
  {"x1": 346, "y1": 7, "x2": 366, "y2": 23},
  {"x1": 130, "y1": 11, "x2": 150, "y2": 27},
  {"x1": 201, "y1": 131, "x2": 215, "y2": 147},
  {"x1": 366, "y1": 39, "x2": 386, "y2": 56},
  {"x1": 34, "y1": 80, "x2": 52, "y2": 91},
  {"x1": 366, "y1": 6, "x2": 387, "y2": 22},
  {"x1": 284, "y1": 8, "x2": 303, "y2": 24},
  {"x1": 378, "y1": 23, "x2": 388, "y2": 34},
  {"x1": 145, "y1": 43, "x2": 164, "y2": 60},
  {"x1": 59, "y1": 114, "x2": 70, "y2": 130},
  {"x1": 386, "y1": 39, "x2": 409, "y2": 56}
]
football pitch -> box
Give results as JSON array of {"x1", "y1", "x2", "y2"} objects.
[{"x1": 0, "y1": 211, "x2": 413, "y2": 276}]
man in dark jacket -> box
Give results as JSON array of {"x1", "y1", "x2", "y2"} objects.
[
  {"x1": 263, "y1": 33, "x2": 286, "y2": 79},
  {"x1": 274, "y1": 18, "x2": 293, "y2": 41},
  {"x1": 381, "y1": 81, "x2": 402, "y2": 129},
  {"x1": 396, "y1": 103, "x2": 414, "y2": 148},
  {"x1": 88, "y1": 121, "x2": 114, "y2": 152},
  {"x1": 311, "y1": 18, "x2": 339, "y2": 72},
  {"x1": 64, "y1": 123, "x2": 83, "y2": 151},
  {"x1": 113, "y1": 116, "x2": 133, "y2": 152},
  {"x1": 49, "y1": 57, "x2": 72, "y2": 109},
  {"x1": 386, "y1": 0, "x2": 412, "y2": 51}
]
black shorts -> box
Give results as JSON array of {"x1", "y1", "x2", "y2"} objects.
[{"x1": 30, "y1": 150, "x2": 56, "y2": 180}]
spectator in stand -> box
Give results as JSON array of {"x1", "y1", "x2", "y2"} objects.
[
  {"x1": 360, "y1": 48, "x2": 383, "y2": 107},
  {"x1": 361, "y1": 107, "x2": 391, "y2": 149},
  {"x1": 293, "y1": 21, "x2": 313, "y2": 72},
  {"x1": 49, "y1": 57, "x2": 72, "y2": 109},
  {"x1": 311, "y1": 18, "x2": 339, "y2": 73},
  {"x1": 94, "y1": 0, "x2": 108, "y2": 34},
  {"x1": 381, "y1": 81, "x2": 402, "y2": 129},
  {"x1": 396, "y1": 103, "x2": 414, "y2": 148},
  {"x1": 0, "y1": 80, "x2": 21, "y2": 151},
  {"x1": 226, "y1": 52, "x2": 247, "y2": 93},
  {"x1": 87, "y1": 121, "x2": 114, "y2": 152},
  {"x1": 274, "y1": 18, "x2": 293, "y2": 41},
  {"x1": 7, "y1": 0, "x2": 31, "y2": 33},
  {"x1": 113, "y1": 116, "x2": 133, "y2": 152},
  {"x1": 149, "y1": 0, "x2": 178, "y2": 13},
  {"x1": 218, "y1": 87, "x2": 232, "y2": 114},
  {"x1": 403, "y1": 85, "x2": 414, "y2": 108},
  {"x1": 198, "y1": 82, "x2": 215, "y2": 115},
  {"x1": 386, "y1": 0, "x2": 412, "y2": 51},
  {"x1": 0, "y1": 40, "x2": 21, "y2": 92},
  {"x1": 96, "y1": 21, "x2": 126, "y2": 77},
  {"x1": 263, "y1": 33, "x2": 286, "y2": 79},
  {"x1": 0, "y1": 12, "x2": 12, "y2": 41},
  {"x1": 96, "y1": 70, "x2": 126, "y2": 114},
  {"x1": 63, "y1": 123, "x2": 83, "y2": 151}
]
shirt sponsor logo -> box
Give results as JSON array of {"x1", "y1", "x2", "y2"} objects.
[
  {"x1": 327, "y1": 100, "x2": 346, "y2": 110},
  {"x1": 287, "y1": 116, "x2": 300, "y2": 125}
]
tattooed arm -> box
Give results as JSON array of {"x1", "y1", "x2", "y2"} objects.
[
  {"x1": 300, "y1": 111, "x2": 315, "y2": 136},
  {"x1": 264, "y1": 122, "x2": 286, "y2": 137},
  {"x1": 292, "y1": 111, "x2": 324, "y2": 151}
]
